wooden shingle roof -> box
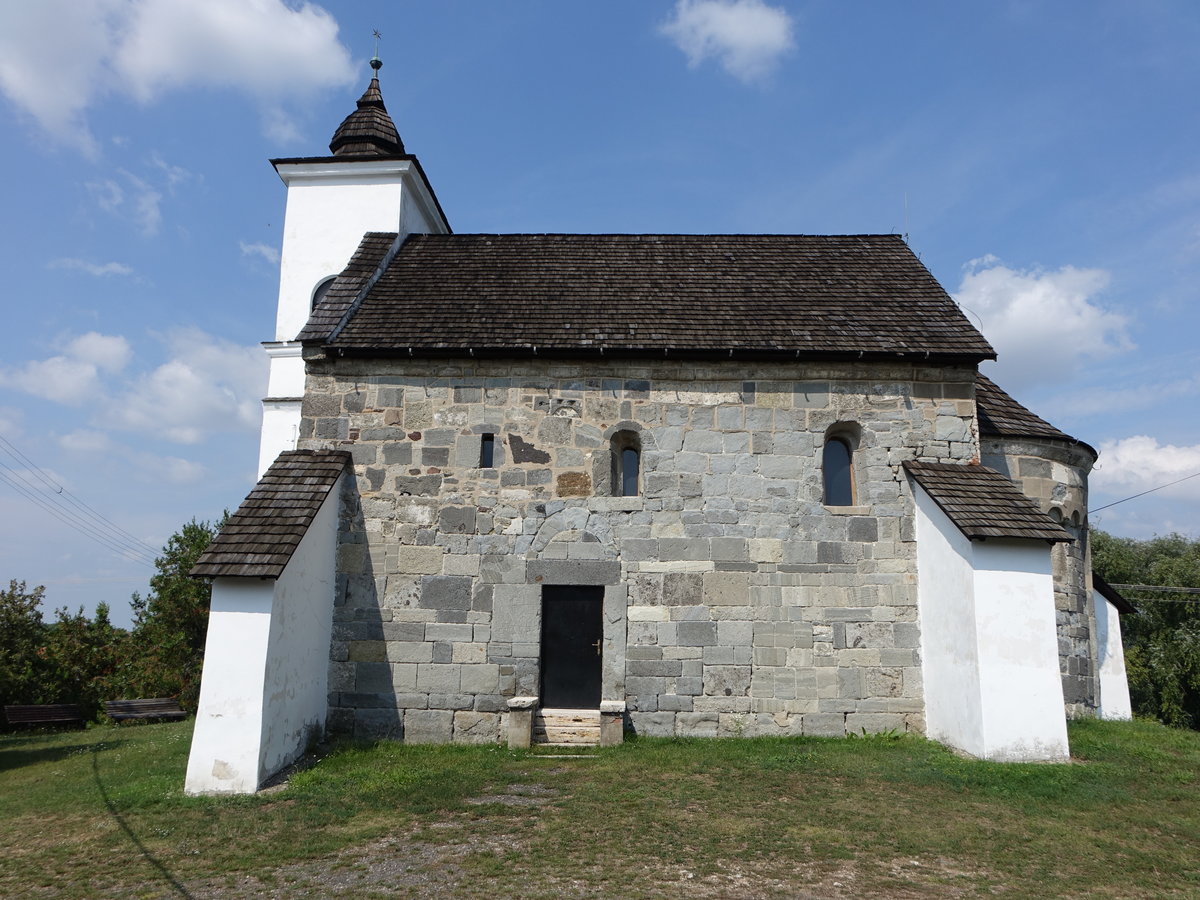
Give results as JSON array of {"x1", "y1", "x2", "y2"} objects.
[
  {"x1": 304, "y1": 232, "x2": 996, "y2": 362},
  {"x1": 190, "y1": 450, "x2": 350, "y2": 579},
  {"x1": 329, "y1": 76, "x2": 405, "y2": 157},
  {"x1": 297, "y1": 232, "x2": 396, "y2": 342},
  {"x1": 975, "y1": 373, "x2": 1092, "y2": 453},
  {"x1": 904, "y1": 460, "x2": 1072, "y2": 543}
]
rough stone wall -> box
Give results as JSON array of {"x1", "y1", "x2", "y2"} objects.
[
  {"x1": 980, "y1": 438, "x2": 1097, "y2": 716},
  {"x1": 299, "y1": 358, "x2": 981, "y2": 742}
]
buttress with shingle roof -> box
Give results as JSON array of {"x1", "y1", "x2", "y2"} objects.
[{"x1": 184, "y1": 65, "x2": 1132, "y2": 794}]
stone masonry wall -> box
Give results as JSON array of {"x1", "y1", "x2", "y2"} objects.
[
  {"x1": 298, "y1": 358, "x2": 982, "y2": 743},
  {"x1": 981, "y1": 438, "x2": 1098, "y2": 716}
]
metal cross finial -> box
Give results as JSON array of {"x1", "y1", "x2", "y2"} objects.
[{"x1": 371, "y1": 29, "x2": 383, "y2": 71}]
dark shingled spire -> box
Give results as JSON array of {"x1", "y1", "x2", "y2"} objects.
[{"x1": 329, "y1": 58, "x2": 405, "y2": 157}]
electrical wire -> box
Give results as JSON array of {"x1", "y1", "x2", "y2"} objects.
[
  {"x1": 1092, "y1": 469, "x2": 1200, "y2": 513},
  {"x1": 0, "y1": 437, "x2": 159, "y2": 567},
  {"x1": 0, "y1": 467, "x2": 156, "y2": 565},
  {"x1": 0, "y1": 433, "x2": 159, "y2": 556},
  {"x1": 0, "y1": 458, "x2": 158, "y2": 563}
]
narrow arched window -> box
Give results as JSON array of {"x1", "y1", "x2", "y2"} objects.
[
  {"x1": 611, "y1": 430, "x2": 641, "y2": 497},
  {"x1": 823, "y1": 436, "x2": 855, "y2": 506}
]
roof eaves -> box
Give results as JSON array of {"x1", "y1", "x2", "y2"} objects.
[
  {"x1": 269, "y1": 155, "x2": 452, "y2": 235},
  {"x1": 1093, "y1": 573, "x2": 1138, "y2": 615}
]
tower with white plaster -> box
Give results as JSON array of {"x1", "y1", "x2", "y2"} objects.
[{"x1": 258, "y1": 57, "x2": 450, "y2": 475}]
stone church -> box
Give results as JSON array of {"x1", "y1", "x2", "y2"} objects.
[{"x1": 184, "y1": 65, "x2": 1132, "y2": 794}]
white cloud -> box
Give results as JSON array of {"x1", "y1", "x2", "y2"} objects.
[
  {"x1": 135, "y1": 453, "x2": 207, "y2": 484},
  {"x1": 104, "y1": 327, "x2": 266, "y2": 443},
  {"x1": 661, "y1": 0, "x2": 795, "y2": 83},
  {"x1": 1, "y1": 328, "x2": 263, "y2": 438},
  {"x1": 240, "y1": 240, "x2": 281, "y2": 265},
  {"x1": 59, "y1": 429, "x2": 115, "y2": 453},
  {"x1": 0, "y1": 406, "x2": 24, "y2": 438},
  {"x1": 86, "y1": 168, "x2": 168, "y2": 235},
  {"x1": 1044, "y1": 374, "x2": 1200, "y2": 419},
  {"x1": 68, "y1": 333, "x2": 132, "y2": 372},
  {"x1": 87, "y1": 178, "x2": 125, "y2": 212},
  {"x1": 0, "y1": 0, "x2": 355, "y2": 153},
  {"x1": 50, "y1": 258, "x2": 134, "y2": 277},
  {"x1": 1092, "y1": 436, "x2": 1200, "y2": 504},
  {"x1": 0, "y1": 332, "x2": 131, "y2": 405},
  {"x1": 956, "y1": 257, "x2": 1133, "y2": 390}
]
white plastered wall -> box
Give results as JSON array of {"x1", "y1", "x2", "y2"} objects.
[
  {"x1": 272, "y1": 159, "x2": 448, "y2": 342},
  {"x1": 1093, "y1": 590, "x2": 1133, "y2": 720},
  {"x1": 184, "y1": 579, "x2": 274, "y2": 794},
  {"x1": 914, "y1": 483, "x2": 1069, "y2": 761},
  {"x1": 258, "y1": 159, "x2": 448, "y2": 477},
  {"x1": 258, "y1": 344, "x2": 308, "y2": 476},
  {"x1": 185, "y1": 474, "x2": 343, "y2": 794},
  {"x1": 972, "y1": 541, "x2": 1069, "y2": 761}
]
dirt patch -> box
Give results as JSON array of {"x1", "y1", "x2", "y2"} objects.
[
  {"x1": 466, "y1": 783, "x2": 560, "y2": 807},
  {"x1": 183, "y1": 825, "x2": 529, "y2": 899}
]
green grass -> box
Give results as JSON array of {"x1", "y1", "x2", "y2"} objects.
[{"x1": 1, "y1": 718, "x2": 1197, "y2": 898}]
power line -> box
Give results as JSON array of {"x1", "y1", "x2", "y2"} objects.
[
  {"x1": 1092, "y1": 469, "x2": 1200, "y2": 513},
  {"x1": 0, "y1": 436, "x2": 159, "y2": 567},
  {"x1": 0, "y1": 433, "x2": 159, "y2": 556},
  {"x1": 1117, "y1": 596, "x2": 1200, "y2": 604},
  {"x1": 0, "y1": 467, "x2": 155, "y2": 565},
  {"x1": 0, "y1": 458, "x2": 158, "y2": 564},
  {"x1": 1111, "y1": 584, "x2": 1200, "y2": 595}
]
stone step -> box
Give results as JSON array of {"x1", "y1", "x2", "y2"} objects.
[{"x1": 534, "y1": 708, "x2": 601, "y2": 746}]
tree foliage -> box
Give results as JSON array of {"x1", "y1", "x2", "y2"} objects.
[
  {"x1": 0, "y1": 580, "x2": 48, "y2": 710},
  {"x1": 125, "y1": 517, "x2": 222, "y2": 710},
  {"x1": 1092, "y1": 530, "x2": 1200, "y2": 729},
  {"x1": 41, "y1": 603, "x2": 127, "y2": 718},
  {"x1": 1, "y1": 516, "x2": 221, "y2": 726}
]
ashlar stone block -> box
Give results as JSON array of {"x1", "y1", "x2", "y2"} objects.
[
  {"x1": 702, "y1": 571, "x2": 750, "y2": 606},
  {"x1": 404, "y1": 709, "x2": 454, "y2": 744},
  {"x1": 453, "y1": 711, "x2": 500, "y2": 744}
]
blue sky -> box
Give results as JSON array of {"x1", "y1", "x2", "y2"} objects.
[{"x1": 1, "y1": 1, "x2": 1197, "y2": 627}]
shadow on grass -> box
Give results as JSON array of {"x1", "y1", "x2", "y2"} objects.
[
  {"x1": 91, "y1": 745, "x2": 193, "y2": 899},
  {"x1": 0, "y1": 737, "x2": 128, "y2": 773}
]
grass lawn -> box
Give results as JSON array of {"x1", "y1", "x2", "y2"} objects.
[{"x1": 1, "y1": 718, "x2": 1197, "y2": 898}]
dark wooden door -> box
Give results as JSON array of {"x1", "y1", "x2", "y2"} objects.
[{"x1": 541, "y1": 586, "x2": 603, "y2": 708}]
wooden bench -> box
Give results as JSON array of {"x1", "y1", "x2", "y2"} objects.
[
  {"x1": 4, "y1": 703, "x2": 85, "y2": 729},
  {"x1": 104, "y1": 698, "x2": 187, "y2": 723}
]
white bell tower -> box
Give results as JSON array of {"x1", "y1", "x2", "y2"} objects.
[{"x1": 258, "y1": 56, "x2": 450, "y2": 475}]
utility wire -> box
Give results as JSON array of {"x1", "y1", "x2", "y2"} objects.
[
  {"x1": 1092, "y1": 469, "x2": 1200, "y2": 513},
  {"x1": 0, "y1": 436, "x2": 159, "y2": 566},
  {"x1": 1115, "y1": 596, "x2": 1200, "y2": 604},
  {"x1": 0, "y1": 467, "x2": 156, "y2": 565},
  {"x1": 0, "y1": 433, "x2": 159, "y2": 556},
  {"x1": 0, "y1": 458, "x2": 158, "y2": 564},
  {"x1": 1111, "y1": 584, "x2": 1200, "y2": 595}
]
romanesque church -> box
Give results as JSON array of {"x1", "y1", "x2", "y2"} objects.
[{"x1": 184, "y1": 64, "x2": 1132, "y2": 794}]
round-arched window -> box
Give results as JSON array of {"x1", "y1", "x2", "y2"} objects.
[
  {"x1": 311, "y1": 276, "x2": 337, "y2": 310},
  {"x1": 823, "y1": 435, "x2": 855, "y2": 506}
]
